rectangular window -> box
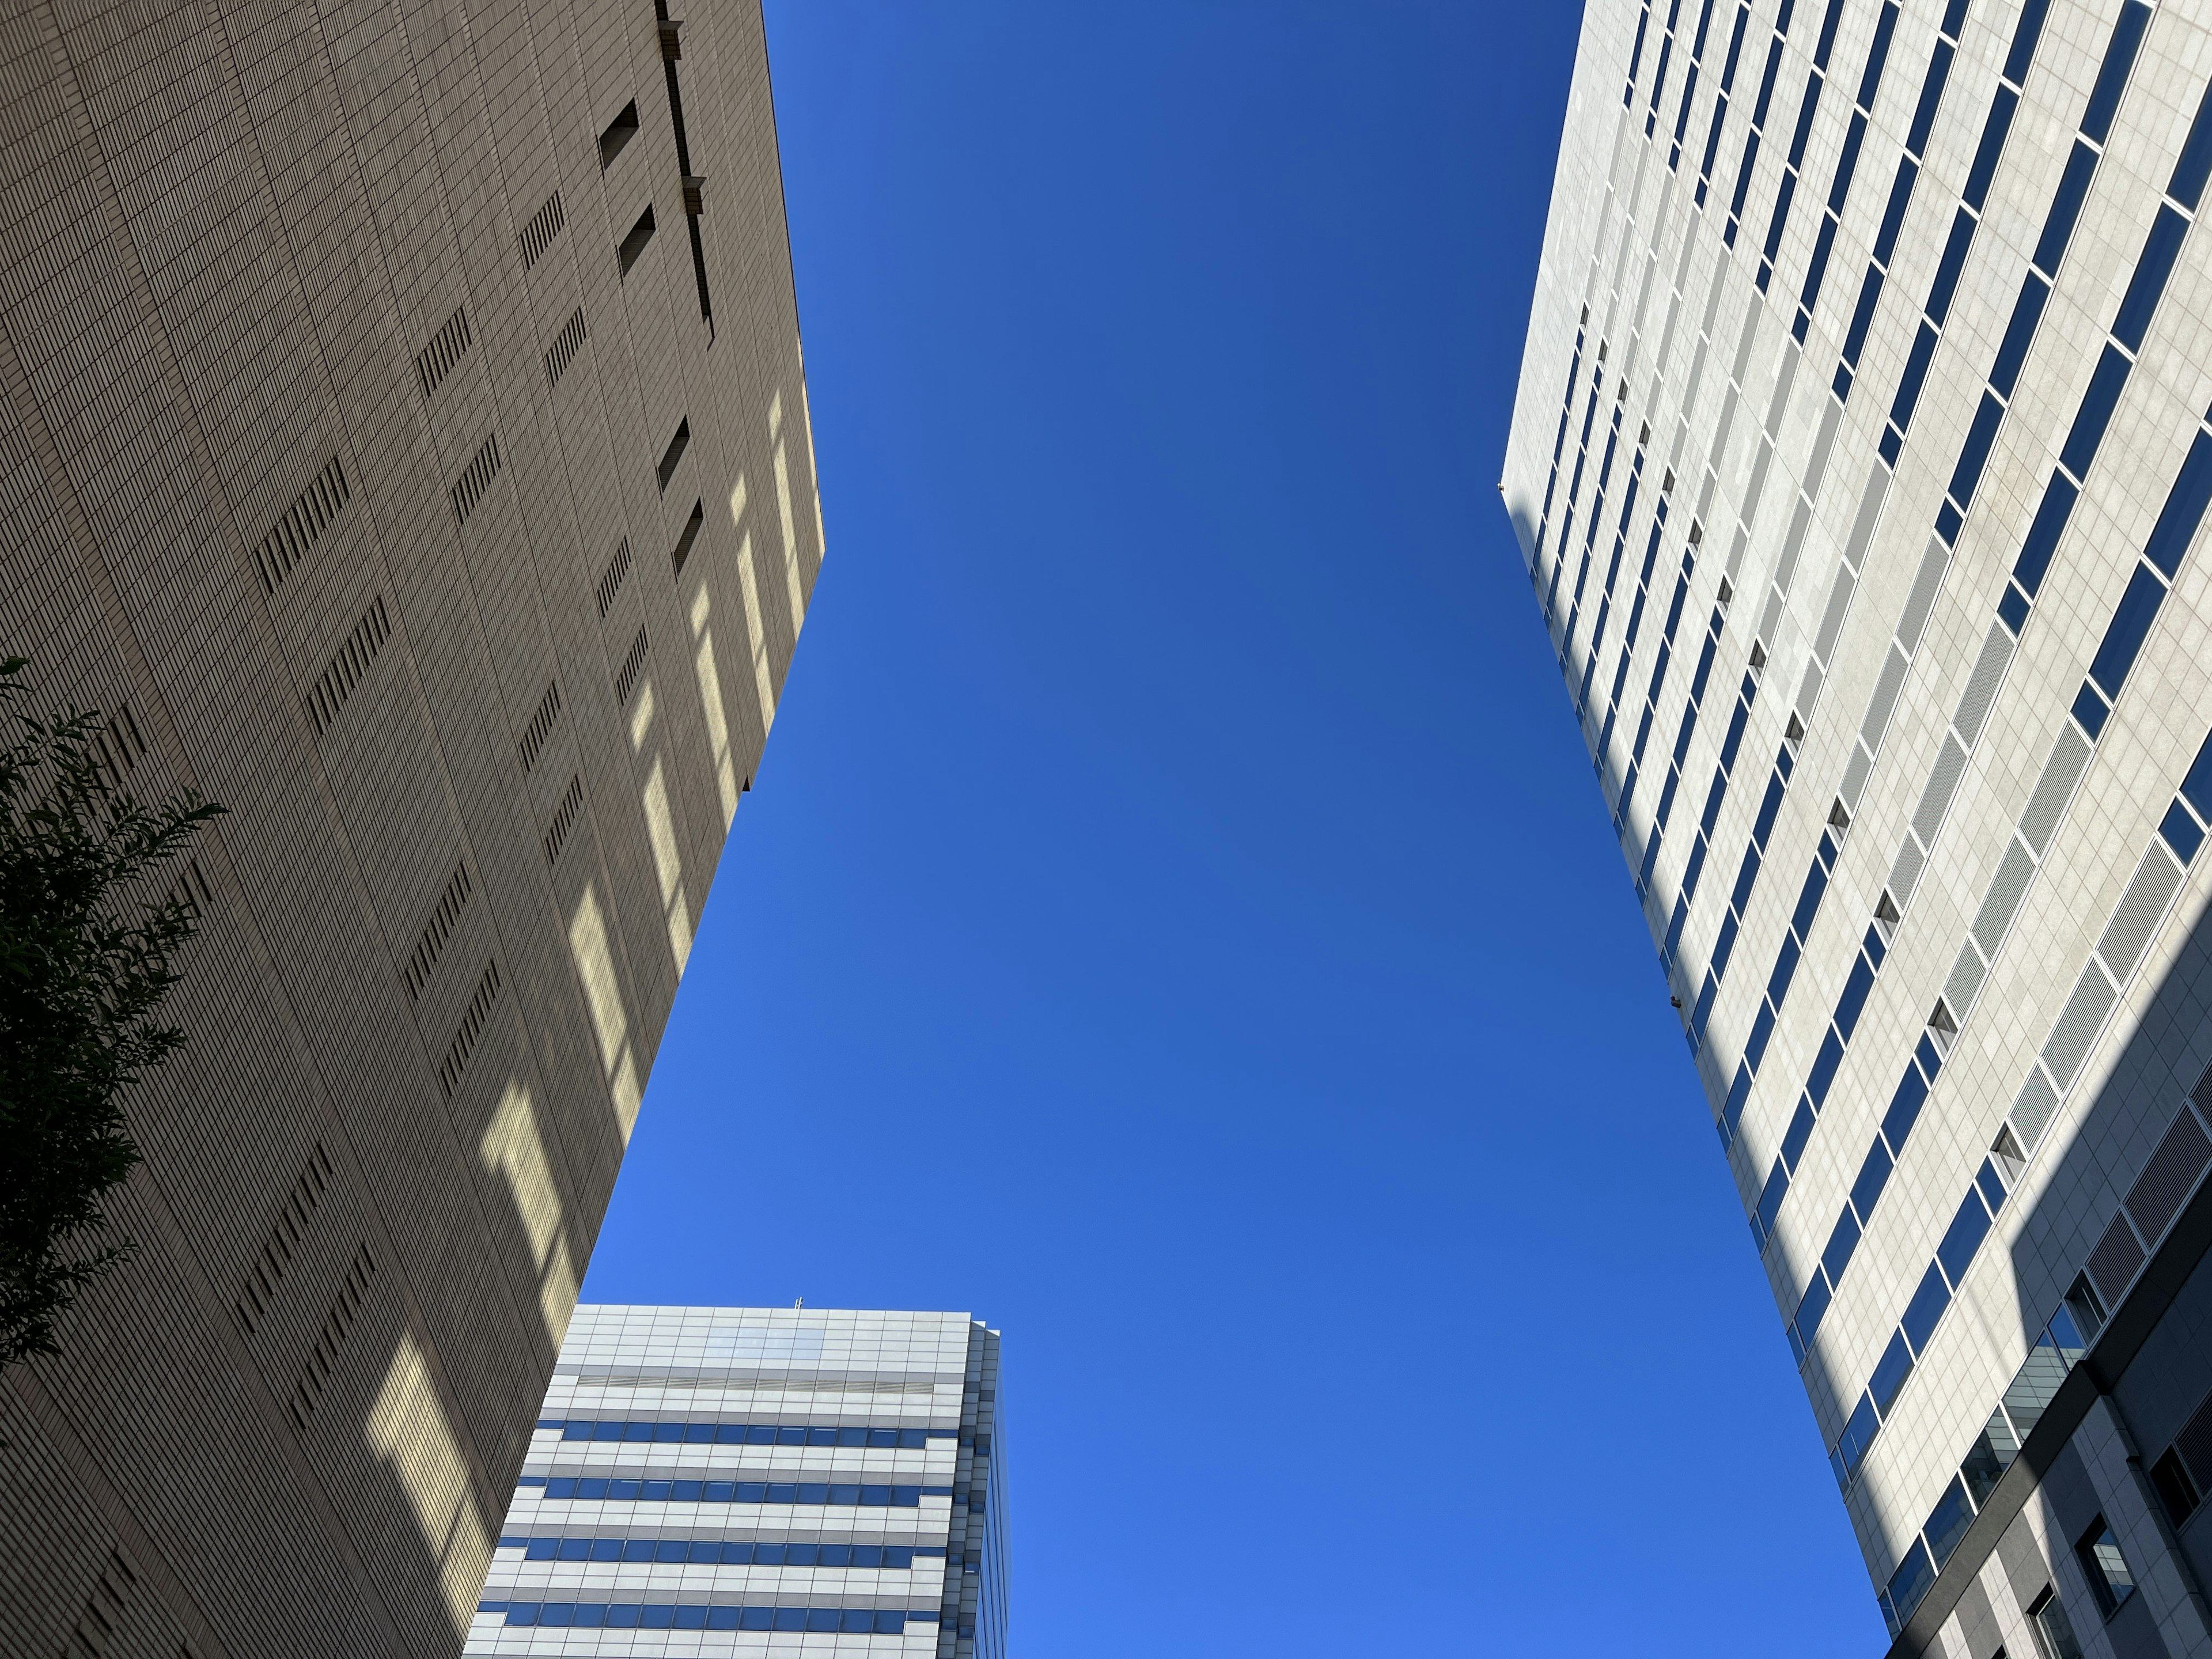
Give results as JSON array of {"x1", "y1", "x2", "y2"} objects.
[
  {"x1": 2075, "y1": 1518, "x2": 2135, "y2": 1615},
  {"x1": 1923, "y1": 1475, "x2": 1975, "y2": 1567},
  {"x1": 619, "y1": 206, "x2": 657, "y2": 276},
  {"x1": 1850, "y1": 1141, "x2": 1895, "y2": 1226},
  {"x1": 657, "y1": 419, "x2": 690, "y2": 491},
  {"x1": 2060, "y1": 344, "x2": 2130, "y2": 480},
  {"x1": 2035, "y1": 143, "x2": 2099, "y2": 277},
  {"x1": 1821, "y1": 1207, "x2": 1862, "y2": 1285},
  {"x1": 2113, "y1": 204, "x2": 2186, "y2": 351},
  {"x1": 1906, "y1": 47, "x2": 1951, "y2": 156},
  {"x1": 2031, "y1": 1589, "x2": 2085, "y2": 1659},
  {"x1": 2012, "y1": 473, "x2": 2078, "y2": 594},
  {"x1": 1876, "y1": 161, "x2": 1918, "y2": 263},
  {"x1": 1900, "y1": 1260, "x2": 1951, "y2": 1354},
  {"x1": 1756, "y1": 1161, "x2": 1791, "y2": 1240},
  {"x1": 1834, "y1": 952, "x2": 1877, "y2": 1039},
  {"x1": 1797, "y1": 1267, "x2": 1835, "y2": 1348},
  {"x1": 1947, "y1": 391, "x2": 2005, "y2": 510},
  {"x1": 1869, "y1": 1329, "x2": 1915, "y2": 1415},
  {"x1": 2080, "y1": 3, "x2": 2150, "y2": 142},
  {"x1": 1991, "y1": 275, "x2": 2050, "y2": 397},
  {"x1": 599, "y1": 100, "x2": 640, "y2": 169},
  {"x1": 1808, "y1": 1028, "x2": 1847, "y2": 1109},
  {"x1": 1890, "y1": 321, "x2": 1941, "y2": 433},
  {"x1": 1937, "y1": 1187, "x2": 1993, "y2": 1286},
  {"x1": 1963, "y1": 86, "x2": 2019, "y2": 211},
  {"x1": 1781, "y1": 1097, "x2": 1817, "y2": 1169},
  {"x1": 1885, "y1": 1537, "x2": 1937, "y2": 1623},
  {"x1": 2153, "y1": 1446, "x2": 2201, "y2": 1526},
  {"x1": 1835, "y1": 1389, "x2": 1881, "y2": 1483},
  {"x1": 1961, "y1": 1407, "x2": 2020, "y2": 1505},
  {"x1": 1845, "y1": 265, "x2": 1887, "y2": 366},
  {"x1": 2170, "y1": 89, "x2": 2212, "y2": 210},
  {"x1": 2143, "y1": 429, "x2": 2212, "y2": 579},
  {"x1": 1880, "y1": 1062, "x2": 1929, "y2": 1151},
  {"x1": 1926, "y1": 208, "x2": 1978, "y2": 325},
  {"x1": 2087, "y1": 562, "x2": 2168, "y2": 700}
]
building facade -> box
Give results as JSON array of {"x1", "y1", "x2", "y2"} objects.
[
  {"x1": 0, "y1": 1, "x2": 823, "y2": 1654},
  {"x1": 468, "y1": 1306, "x2": 1007, "y2": 1659},
  {"x1": 1505, "y1": 2, "x2": 2212, "y2": 1654}
]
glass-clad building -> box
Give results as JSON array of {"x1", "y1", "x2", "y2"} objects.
[
  {"x1": 469, "y1": 1307, "x2": 1006, "y2": 1657},
  {"x1": 1506, "y1": 2, "x2": 2212, "y2": 1654}
]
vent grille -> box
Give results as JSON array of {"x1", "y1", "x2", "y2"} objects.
[
  {"x1": 613, "y1": 624, "x2": 649, "y2": 707},
  {"x1": 671, "y1": 498, "x2": 703, "y2": 575},
  {"x1": 1970, "y1": 838, "x2": 2036, "y2": 957},
  {"x1": 402, "y1": 862, "x2": 472, "y2": 1002},
  {"x1": 2124, "y1": 1108, "x2": 2212, "y2": 1245},
  {"x1": 1953, "y1": 622, "x2": 2014, "y2": 748},
  {"x1": 290, "y1": 1243, "x2": 376, "y2": 1431},
  {"x1": 450, "y1": 434, "x2": 502, "y2": 525},
  {"x1": 2041, "y1": 961, "x2": 2119, "y2": 1090},
  {"x1": 2099, "y1": 846, "x2": 2184, "y2": 984},
  {"x1": 65, "y1": 1548, "x2": 137, "y2": 1658},
  {"x1": 254, "y1": 455, "x2": 350, "y2": 594},
  {"x1": 415, "y1": 305, "x2": 472, "y2": 397},
  {"x1": 596, "y1": 537, "x2": 633, "y2": 619},
  {"x1": 2021, "y1": 727, "x2": 2092, "y2": 855},
  {"x1": 438, "y1": 960, "x2": 502, "y2": 1097},
  {"x1": 520, "y1": 192, "x2": 566, "y2": 269},
  {"x1": 306, "y1": 597, "x2": 392, "y2": 735},
  {"x1": 518, "y1": 680, "x2": 562, "y2": 774},
  {"x1": 657, "y1": 419, "x2": 690, "y2": 491},
  {"x1": 544, "y1": 307, "x2": 588, "y2": 386},
  {"x1": 233, "y1": 1143, "x2": 334, "y2": 1337},
  {"x1": 544, "y1": 774, "x2": 585, "y2": 866},
  {"x1": 90, "y1": 703, "x2": 147, "y2": 790},
  {"x1": 2085, "y1": 1210, "x2": 2147, "y2": 1310},
  {"x1": 2177, "y1": 1389, "x2": 2212, "y2": 1495},
  {"x1": 1912, "y1": 736, "x2": 1969, "y2": 847}
]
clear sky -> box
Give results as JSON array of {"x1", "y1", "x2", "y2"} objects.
[{"x1": 581, "y1": 3, "x2": 1889, "y2": 1652}]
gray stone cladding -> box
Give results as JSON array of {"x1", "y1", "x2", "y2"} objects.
[
  {"x1": 0, "y1": 0, "x2": 824, "y2": 1654},
  {"x1": 1506, "y1": 0, "x2": 2212, "y2": 1651}
]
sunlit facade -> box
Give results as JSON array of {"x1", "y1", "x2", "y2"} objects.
[
  {"x1": 0, "y1": 2, "x2": 824, "y2": 1653},
  {"x1": 469, "y1": 1307, "x2": 1007, "y2": 1659},
  {"x1": 1506, "y1": 2, "x2": 2212, "y2": 1654}
]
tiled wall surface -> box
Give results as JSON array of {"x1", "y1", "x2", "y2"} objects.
[
  {"x1": 1505, "y1": 1, "x2": 2212, "y2": 1650},
  {"x1": 0, "y1": 1, "x2": 824, "y2": 1654},
  {"x1": 468, "y1": 1307, "x2": 1007, "y2": 1659}
]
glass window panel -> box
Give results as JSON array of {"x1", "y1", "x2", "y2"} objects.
[
  {"x1": 1901, "y1": 1262, "x2": 1951, "y2": 1356},
  {"x1": 1870, "y1": 1330, "x2": 1915, "y2": 1416},
  {"x1": 1924, "y1": 1476, "x2": 1975, "y2": 1567}
]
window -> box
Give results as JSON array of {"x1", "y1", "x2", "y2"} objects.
[
  {"x1": 2075, "y1": 1517, "x2": 2135, "y2": 1615},
  {"x1": 2153, "y1": 1446, "x2": 2201, "y2": 1528},
  {"x1": 619, "y1": 206, "x2": 657, "y2": 277},
  {"x1": 599, "y1": 100, "x2": 639, "y2": 169},
  {"x1": 2029, "y1": 1588, "x2": 2084, "y2": 1659},
  {"x1": 2062, "y1": 1272, "x2": 2106, "y2": 1344}
]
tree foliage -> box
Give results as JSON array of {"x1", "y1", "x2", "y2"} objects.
[{"x1": 0, "y1": 657, "x2": 221, "y2": 1368}]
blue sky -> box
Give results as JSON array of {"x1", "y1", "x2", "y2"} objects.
[{"x1": 582, "y1": 3, "x2": 1888, "y2": 1651}]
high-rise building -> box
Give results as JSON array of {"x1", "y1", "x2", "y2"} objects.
[
  {"x1": 1506, "y1": 2, "x2": 2212, "y2": 1653},
  {"x1": 0, "y1": 2, "x2": 823, "y2": 1654},
  {"x1": 468, "y1": 1306, "x2": 1007, "y2": 1659}
]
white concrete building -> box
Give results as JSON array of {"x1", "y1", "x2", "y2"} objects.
[
  {"x1": 467, "y1": 1308, "x2": 1005, "y2": 1659},
  {"x1": 1505, "y1": 3, "x2": 2212, "y2": 1654}
]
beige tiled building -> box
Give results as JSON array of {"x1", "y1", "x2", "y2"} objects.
[
  {"x1": 0, "y1": 0, "x2": 823, "y2": 1653},
  {"x1": 1508, "y1": 2, "x2": 2212, "y2": 1655}
]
